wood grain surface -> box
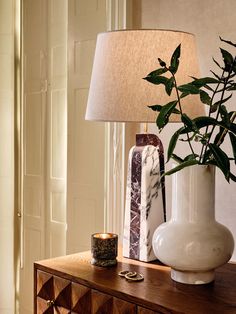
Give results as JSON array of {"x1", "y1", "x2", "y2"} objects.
[{"x1": 34, "y1": 250, "x2": 236, "y2": 314}]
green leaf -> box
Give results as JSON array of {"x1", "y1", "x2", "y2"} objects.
[
  {"x1": 220, "y1": 36, "x2": 236, "y2": 48},
  {"x1": 193, "y1": 116, "x2": 232, "y2": 131},
  {"x1": 164, "y1": 159, "x2": 199, "y2": 176},
  {"x1": 158, "y1": 58, "x2": 166, "y2": 67},
  {"x1": 169, "y1": 44, "x2": 181, "y2": 74},
  {"x1": 213, "y1": 57, "x2": 223, "y2": 70},
  {"x1": 171, "y1": 154, "x2": 184, "y2": 163},
  {"x1": 143, "y1": 75, "x2": 169, "y2": 86},
  {"x1": 183, "y1": 154, "x2": 199, "y2": 161},
  {"x1": 199, "y1": 90, "x2": 211, "y2": 106},
  {"x1": 210, "y1": 94, "x2": 232, "y2": 113},
  {"x1": 146, "y1": 68, "x2": 168, "y2": 76},
  {"x1": 156, "y1": 101, "x2": 178, "y2": 130},
  {"x1": 219, "y1": 104, "x2": 230, "y2": 126},
  {"x1": 220, "y1": 48, "x2": 234, "y2": 71},
  {"x1": 227, "y1": 83, "x2": 236, "y2": 91},
  {"x1": 148, "y1": 104, "x2": 180, "y2": 114},
  {"x1": 180, "y1": 92, "x2": 189, "y2": 99},
  {"x1": 165, "y1": 77, "x2": 174, "y2": 95},
  {"x1": 167, "y1": 127, "x2": 185, "y2": 162},
  {"x1": 181, "y1": 113, "x2": 198, "y2": 132},
  {"x1": 178, "y1": 83, "x2": 200, "y2": 94},
  {"x1": 193, "y1": 116, "x2": 218, "y2": 129},
  {"x1": 214, "y1": 126, "x2": 226, "y2": 146},
  {"x1": 191, "y1": 77, "x2": 219, "y2": 87},
  {"x1": 208, "y1": 143, "x2": 230, "y2": 181},
  {"x1": 229, "y1": 172, "x2": 236, "y2": 182},
  {"x1": 210, "y1": 70, "x2": 221, "y2": 80},
  {"x1": 229, "y1": 133, "x2": 236, "y2": 164}
]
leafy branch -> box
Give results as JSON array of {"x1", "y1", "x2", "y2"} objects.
[{"x1": 144, "y1": 37, "x2": 236, "y2": 182}]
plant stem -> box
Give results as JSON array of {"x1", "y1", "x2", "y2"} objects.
[
  {"x1": 216, "y1": 112, "x2": 236, "y2": 145},
  {"x1": 199, "y1": 71, "x2": 225, "y2": 163},
  {"x1": 201, "y1": 71, "x2": 231, "y2": 160},
  {"x1": 171, "y1": 73, "x2": 196, "y2": 156}
]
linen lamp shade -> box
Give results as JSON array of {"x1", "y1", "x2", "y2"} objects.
[{"x1": 85, "y1": 29, "x2": 205, "y2": 122}]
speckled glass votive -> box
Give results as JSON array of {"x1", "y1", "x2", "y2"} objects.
[{"x1": 91, "y1": 233, "x2": 118, "y2": 267}]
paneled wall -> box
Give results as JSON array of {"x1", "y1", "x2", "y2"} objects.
[
  {"x1": 0, "y1": 1, "x2": 15, "y2": 313},
  {"x1": 20, "y1": 1, "x2": 67, "y2": 313},
  {"x1": 45, "y1": 0, "x2": 67, "y2": 260},
  {"x1": 67, "y1": 0, "x2": 107, "y2": 253},
  {"x1": 141, "y1": 0, "x2": 236, "y2": 261}
]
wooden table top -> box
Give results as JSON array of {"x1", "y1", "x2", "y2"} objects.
[{"x1": 35, "y1": 250, "x2": 236, "y2": 314}]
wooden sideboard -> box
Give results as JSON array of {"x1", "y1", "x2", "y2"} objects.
[{"x1": 34, "y1": 251, "x2": 236, "y2": 314}]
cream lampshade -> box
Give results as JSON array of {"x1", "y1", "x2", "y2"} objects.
[
  {"x1": 86, "y1": 29, "x2": 205, "y2": 263},
  {"x1": 85, "y1": 29, "x2": 205, "y2": 122}
]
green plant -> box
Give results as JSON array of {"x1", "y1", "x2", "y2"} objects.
[{"x1": 144, "y1": 37, "x2": 236, "y2": 182}]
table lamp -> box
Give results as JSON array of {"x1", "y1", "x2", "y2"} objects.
[{"x1": 85, "y1": 29, "x2": 205, "y2": 262}]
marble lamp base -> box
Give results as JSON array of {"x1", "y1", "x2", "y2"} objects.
[{"x1": 123, "y1": 134, "x2": 166, "y2": 262}]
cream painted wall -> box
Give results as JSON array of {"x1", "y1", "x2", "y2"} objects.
[
  {"x1": 0, "y1": 0, "x2": 15, "y2": 313},
  {"x1": 141, "y1": 0, "x2": 236, "y2": 261}
]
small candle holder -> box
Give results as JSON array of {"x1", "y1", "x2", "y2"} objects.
[{"x1": 91, "y1": 233, "x2": 118, "y2": 267}]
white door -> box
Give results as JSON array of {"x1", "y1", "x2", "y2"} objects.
[
  {"x1": 19, "y1": 1, "x2": 67, "y2": 313},
  {"x1": 19, "y1": 1, "x2": 47, "y2": 313}
]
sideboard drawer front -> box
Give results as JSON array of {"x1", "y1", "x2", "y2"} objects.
[
  {"x1": 91, "y1": 290, "x2": 136, "y2": 314},
  {"x1": 53, "y1": 275, "x2": 71, "y2": 309},
  {"x1": 71, "y1": 282, "x2": 91, "y2": 313},
  {"x1": 37, "y1": 297, "x2": 53, "y2": 314},
  {"x1": 36, "y1": 271, "x2": 71, "y2": 312},
  {"x1": 138, "y1": 306, "x2": 163, "y2": 314},
  {"x1": 53, "y1": 306, "x2": 70, "y2": 314},
  {"x1": 92, "y1": 289, "x2": 113, "y2": 313},
  {"x1": 113, "y1": 297, "x2": 136, "y2": 314},
  {"x1": 37, "y1": 271, "x2": 54, "y2": 301}
]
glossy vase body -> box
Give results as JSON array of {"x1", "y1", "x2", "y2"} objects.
[{"x1": 152, "y1": 165, "x2": 234, "y2": 284}]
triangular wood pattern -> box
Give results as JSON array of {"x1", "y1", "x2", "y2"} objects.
[
  {"x1": 37, "y1": 297, "x2": 54, "y2": 314},
  {"x1": 92, "y1": 290, "x2": 113, "y2": 314},
  {"x1": 113, "y1": 297, "x2": 136, "y2": 314},
  {"x1": 71, "y1": 282, "x2": 91, "y2": 313},
  {"x1": 53, "y1": 276, "x2": 71, "y2": 309},
  {"x1": 137, "y1": 307, "x2": 157, "y2": 314},
  {"x1": 53, "y1": 306, "x2": 71, "y2": 314},
  {"x1": 37, "y1": 271, "x2": 54, "y2": 300}
]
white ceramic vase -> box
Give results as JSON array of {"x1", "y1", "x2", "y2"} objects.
[{"x1": 152, "y1": 164, "x2": 234, "y2": 284}]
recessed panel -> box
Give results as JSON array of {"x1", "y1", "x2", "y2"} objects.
[
  {"x1": 24, "y1": 187, "x2": 41, "y2": 217},
  {"x1": 25, "y1": 93, "x2": 43, "y2": 176},
  {"x1": 52, "y1": 46, "x2": 67, "y2": 77},
  {"x1": 51, "y1": 90, "x2": 67, "y2": 179},
  {"x1": 51, "y1": 192, "x2": 66, "y2": 223}
]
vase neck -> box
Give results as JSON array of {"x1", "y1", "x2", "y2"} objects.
[{"x1": 171, "y1": 165, "x2": 215, "y2": 222}]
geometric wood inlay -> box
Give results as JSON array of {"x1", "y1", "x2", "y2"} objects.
[
  {"x1": 37, "y1": 297, "x2": 54, "y2": 314},
  {"x1": 92, "y1": 290, "x2": 113, "y2": 314},
  {"x1": 138, "y1": 306, "x2": 161, "y2": 314},
  {"x1": 37, "y1": 271, "x2": 54, "y2": 301},
  {"x1": 53, "y1": 306, "x2": 70, "y2": 314},
  {"x1": 113, "y1": 297, "x2": 136, "y2": 314},
  {"x1": 53, "y1": 276, "x2": 71, "y2": 309},
  {"x1": 71, "y1": 282, "x2": 91, "y2": 313}
]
